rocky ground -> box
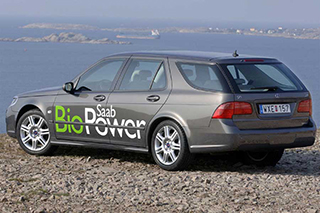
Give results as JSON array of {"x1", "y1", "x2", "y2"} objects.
[{"x1": 0, "y1": 133, "x2": 320, "y2": 213}]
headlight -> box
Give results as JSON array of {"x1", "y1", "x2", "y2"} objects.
[{"x1": 10, "y1": 96, "x2": 18, "y2": 107}]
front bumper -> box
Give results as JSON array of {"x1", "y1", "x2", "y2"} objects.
[
  {"x1": 189, "y1": 119, "x2": 316, "y2": 153},
  {"x1": 6, "y1": 107, "x2": 17, "y2": 138}
]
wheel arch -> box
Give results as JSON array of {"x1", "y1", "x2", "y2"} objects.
[
  {"x1": 146, "y1": 113, "x2": 191, "y2": 152},
  {"x1": 16, "y1": 104, "x2": 43, "y2": 128}
]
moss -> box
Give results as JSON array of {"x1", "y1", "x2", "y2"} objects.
[
  {"x1": 38, "y1": 188, "x2": 49, "y2": 194},
  {"x1": 53, "y1": 193, "x2": 70, "y2": 197},
  {"x1": 21, "y1": 188, "x2": 49, "y2": 197},
  {"x1": 8, "y1": 178, "x2": 38, "y2": 182},
  {"x1": 73, "y1": 169, "x2": 85, "y2": 173}
]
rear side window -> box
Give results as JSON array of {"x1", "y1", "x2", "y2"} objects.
[
  {"x1": 176, "y1": 62, "x2": 229, "y2": 92},
  {"x1": 222, "y1": 63, "x2": 303, "y2": 92}
]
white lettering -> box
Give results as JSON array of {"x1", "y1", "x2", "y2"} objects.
[
  {"x1": 136, "y1": 120, "x2": 146, "y2": 139},
  {"x1": 95, "y1": 117, "x2": 108, "y2": 136},
  {"x1": 124, "y1": 119, "x2": 136, "y2": 139},
  {"x1": 107, "y1": 118, "x2": 125, "y2": 137},
  {"x1": 85, "y1": 105, "x2": 146, "y2": 139},
  {"x1": 85, "y1": 108, "x2": 96, "y2": 134},
  {"x1": 96, "y1": 105, "x2": 116, "y2": 118},
  {"x1": 96, "y1": 104, "x2": 102, "y2": 117},
  {"x1": 110, "y1": 105, "x2": 116, "y2": 118}
]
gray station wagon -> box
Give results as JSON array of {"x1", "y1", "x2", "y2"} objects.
[{"x1": 6, "y1": 51, "x2": 316, "y2": 170}]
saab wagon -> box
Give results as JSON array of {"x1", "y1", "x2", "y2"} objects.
[{"x1": 6, "y1": 51, "x2": 316, "y2": 170}]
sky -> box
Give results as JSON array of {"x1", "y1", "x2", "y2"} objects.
[{"x1": 1, "y1": 0, "x2": 320, "y2": 26}]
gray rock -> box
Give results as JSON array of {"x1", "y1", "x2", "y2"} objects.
[
  {"x1": 19, "y1": 196, "x2": 25, "y2": 202},
  {"x1": 0, "y1": 32, "x2": 131, "y2": 45},
  {"x1": 1, "y1": 131, "x2": 320, "y2": 212}
]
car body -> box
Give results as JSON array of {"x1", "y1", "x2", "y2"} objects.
[{"x1": 6, "y1": 51, "x2": 316, "y2": 170}]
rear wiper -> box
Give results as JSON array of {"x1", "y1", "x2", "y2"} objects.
[{"x1": 250, "y1": 86, "x2": 280, "y2": 91}]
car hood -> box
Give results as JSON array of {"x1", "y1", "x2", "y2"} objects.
[{"x1": 18, "y1": 86, "x2": 62, "y2": 98}]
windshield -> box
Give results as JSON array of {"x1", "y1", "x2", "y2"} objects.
[{"x1": 221, "y1": 63, "x2": 304, "y2": 92}]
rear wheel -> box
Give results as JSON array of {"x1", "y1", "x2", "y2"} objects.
[
  {"x1": 240, "y1": 149, "x2": 284, "y2": 166},
  {"x1": 17, "y1": 110, "x2": 57, "y2": 155},
  {"x1": 151, "y1": 120, "x2": 192, "y2": 171}
]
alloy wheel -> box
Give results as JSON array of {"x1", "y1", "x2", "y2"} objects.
[
  {"x1": 19, "y1": 115, "x2": 50, "y2": 151},
  {"x1": 154, "y1": 125, "x2": 181, "y2": 165}
]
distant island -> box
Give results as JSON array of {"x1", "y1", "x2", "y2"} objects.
[
  {"x1": 21, "y1": 23, "x2": 99, "y2": 30},
  {"x1": 21, "y1": 23, "x2": 320, "y2": 40},
  {"x1": 104, "y1": 26, "x2": 320, "y2": 40},
  {"x1": 0, "y1": 32, "x2": 131, "y2": 45}
]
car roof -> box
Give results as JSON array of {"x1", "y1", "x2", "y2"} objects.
[{"x1": 110, "y1": 50, "x2": 280, "y2": 63}]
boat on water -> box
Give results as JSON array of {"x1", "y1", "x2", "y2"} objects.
[{"x1": 116, "y1": 30, "x2": 160, "y2": 39}]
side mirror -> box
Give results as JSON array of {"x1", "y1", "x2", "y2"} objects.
[{"x1": 63, "y1": 82, "x2": 74, "y2": 93}]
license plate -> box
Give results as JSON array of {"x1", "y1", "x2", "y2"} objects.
[{"x1": 259, "y1": 104, "x2": 291, "y2": 114}]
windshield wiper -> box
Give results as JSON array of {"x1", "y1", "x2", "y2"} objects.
[{"x1": 250, "y1": 86, "x2": 280, "y2": 91}]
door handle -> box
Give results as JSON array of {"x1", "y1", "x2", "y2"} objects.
[
  {"x1": 94, "y1": 95, "x2": 106, "y2": 102},
  {"x1": 147, "y1": 95, "x2": 160, "y2": 102}
]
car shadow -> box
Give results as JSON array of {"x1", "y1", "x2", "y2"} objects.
[
  {"x1": 53, "y1": 145, "x2": 155, "y2": 164},
  {"x1": 189, "y1": 150, "x2": 320, "y2": 177},
  {"x1": 53, "y1": 146, "x2": 320, "y2": 177}
]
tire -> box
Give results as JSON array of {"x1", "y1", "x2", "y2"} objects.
[
  {"x1": 239, "y1": 149, "x2": 284, "y2": 167},
  {"x1": 16, "y1": 109, "x2": 57, "y2": 155},
  {"x1": 151, "y1": 120, "x2": 192, "y2": 171}
]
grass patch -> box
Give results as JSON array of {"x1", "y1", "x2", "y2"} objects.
[
  {"x1": 53, "y1": 192, "x2": 70, "y2": 197},
  {"x1": 38, "y1": 188, "x2": 49, "y2": 194},
  {"x1": 74, "y1": 169, "x2": 85, "y2": 173},
  {"x1": 8, "y1": 178, "x2": 38, "y2": 182},
  {"x1": 21, "y1": 188, "x2": 49, "y2": 197}
]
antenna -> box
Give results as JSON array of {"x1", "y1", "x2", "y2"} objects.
[{"x1": 233, "y1": 50, "x2": 239, "y2": 57}]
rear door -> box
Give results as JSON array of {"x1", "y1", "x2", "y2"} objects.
[
  {"x1": 106, "y1": 56, "x2": 171, "y2": 147},
  {"x1": 220, "y1": 62, "x2": 311, "y2": 130}
]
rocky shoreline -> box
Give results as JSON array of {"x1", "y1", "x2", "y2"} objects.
[
  {"x1": 0, "y1": 32, "x2": 131, "y2": 45},
  {"x1": 21, "y1": 23, "x2": 320, "y2": 40},
  {"x1": 0, "y1": 132, "x2": 319, "y2": 212},
  {"x1": 21, "y1": 23, "x2": 99, "y2": 31}
]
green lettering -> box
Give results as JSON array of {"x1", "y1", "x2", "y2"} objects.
[
  {"x1": 71, "y1": 116, "x2": 83, "y2": 134},
  {"x1": 67, "y1": 110, "x2": 71, "y2": 133},
  {"x1": 55, "y1": 106, "x2": 67, "y2": 132}
]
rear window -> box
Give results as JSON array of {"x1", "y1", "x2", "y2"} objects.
[
  {"x1": 176, "y1": 62, "x2": 229, "y2": 92},
  {"x1": 221, "y1": 63, "x2": 304, "y2": 92}
]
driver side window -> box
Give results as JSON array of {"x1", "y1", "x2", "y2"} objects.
[{"x1": 76, "y1": 59, "x2": 125, "y2": 92}]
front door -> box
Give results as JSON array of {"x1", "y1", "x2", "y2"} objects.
[
  {"x1": 106, "y1": 57, "x2": 171, "y2": 147},
  {"x1": 54, "y1": 57, "x2": 128, "y2": 143}
]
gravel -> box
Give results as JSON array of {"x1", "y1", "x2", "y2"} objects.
[{"x1": 0, "y1": 133, "x2": 320, "y2": 212}]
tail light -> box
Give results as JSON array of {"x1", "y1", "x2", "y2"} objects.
[
  {"x1": 212, "y1": 102, "x2": 252, "y2": 119},
  {"x1": 244, "y1": 59, "x2": 264, "y2": 62},
  {"x1": 297, "y1": 99, "x2": 312, "y2": 116}
]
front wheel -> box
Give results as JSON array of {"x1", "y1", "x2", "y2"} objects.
[
  {"x1": 17, "y1": 109, "x2": 57, "y2": 155},
  {"x1": 151, "y1": 120, "x2": 192, "y2": 171},
  {"x1": 239, "y1": 149, "x2": 284, "y2": 166}
]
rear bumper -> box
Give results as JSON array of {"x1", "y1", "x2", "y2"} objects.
[{"x1": 189, "y1": 119, "x2": 317, "y2": 153}]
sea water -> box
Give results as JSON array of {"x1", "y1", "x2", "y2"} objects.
[{"x1": 0, "y1": 18, "x2": 319, "y2": 133}]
